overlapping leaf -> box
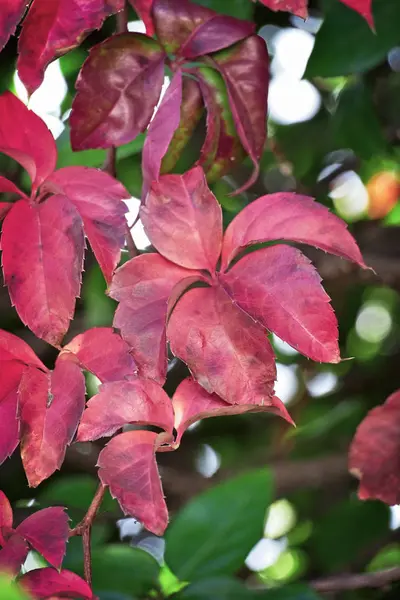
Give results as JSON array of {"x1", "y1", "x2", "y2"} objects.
[
  {"x1": 0, "y1": 92, "x2": 129, "y2": 345},
  {"x1": 349, "y1": 390, "x2": 400, "y2": 505},
  {"x1": 259, "y1": 0, "x2": 373, "y2": 27},
  {"x1": 0, "y1": 491, "x2": 69, "y2": 574},
  {"x1": 20, "y1": 568, "x2": 94, "y2": 600},
  {"x1": 0, "y1": 1, "x2": 27, "y2": 51}
]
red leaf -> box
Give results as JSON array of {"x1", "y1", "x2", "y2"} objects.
[
  {"x1": 142, "y1": 69, "x2": 183, "y2": 201},
  {"x1": 17, "y1": 0, "x2": 125, "y2": 95},
  {"x1": 167, "y1": 285, "x2": 276, "y2": 405},
  {"x1": 0, "y1": 202, "x2": 12, "y2": 221},
  {"x1": 340, "y1": 0, "x2": 373, "y2": 28},
  {"x1": 221, "y1": 246, "x2": 340, "y2": 363},
  {"x1": 0, "y1": 176, "x2": 26, "y2": 198},
  {"x1": 16, "y1": 507, "x2": 69, "y2": 569},
  {"x1": 259, "y1": 0, "x2": 308, "y2": 19},
  {"x1": 20, "y1": 568, "x2": 94, "y2": 600},
  {"x1": 152, "y1": 0, "x2": 253, "y2": 56},
  {"x1": 210, "y1": 35, "x2": 269, "y2": 194},
  {"x1": 98, "y1": 430, "x2": 168, "y2": 535},
  {"x1": 0, "y1": 0, "x2": 27, "y2": 51},
  {"x1": 19, "y1": 361, "x2": 86, "y2": 487},
  {"x1": 0, "y1": 92, "x2": 57, "y2": 192},
  {"x1": 70, "y1": 33, "x2": 165, "y2": 150},
  {"x1": 0, "y1": 330, "x2": 46, "y2": 370},
  {"x1": 109, "y1": 253, "x2": 197, "y2": 383},
  {"x1": 2, "y1": 196, "x2": 85, "y2": 346},
  {"x1": 77, "y1": 378, "x2": 174, "y2": 441},
  {"x1": 349, "y1": 390, "x2": 400, "y2": 505},
  {"x1": 221, "y1": 192, "x2": 366, "y2": 271},
  {"x1": 173, "y1": 377, "x2": 292, "y2": 446},
  {"x1": 43, "y1": 167, "x2": 129, "y2": 283},
  {"x1": 0, "y1": 362, "x2": 25, "y2": 465},
  {"x1": 128, "y1": 0, "x2": 155, "y2": 35},
  {"x1": 141, "y1": 167, "x2": 223, "y2": 271},
  {"x1": 0, "y1": 491, "x2": 13, "y2": 532},
  {"x1": 61, "y1": 328, "x2": 136, "y2": 383},
  {"x1": 0, "y1": 533, "x2": 29, "y2": 576}
]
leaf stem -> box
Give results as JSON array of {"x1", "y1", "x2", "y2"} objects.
[{"x1": 311, "y1": 566, "x2": 400, "y2": 593}]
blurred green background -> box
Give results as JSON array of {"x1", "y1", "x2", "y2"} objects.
[{"x1": 1, "y1": 0, "x2": 400, "y2": 599}]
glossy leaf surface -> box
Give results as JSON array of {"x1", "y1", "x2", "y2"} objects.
[
  {"x1": 221, "y1": 246, "x2": 340, "y2": 363},
  {"x1": 349, "y1": 390, "x2": 400, "y2": 505},
  {"x1": 98, "y1": 430, "x2": 168, "y2": 535},
  {"x1": 2, "y1": 197, "x2": 85, "y2": 346},
  {"x1": 71, "y1": 33, "x2": 165, "y2": 150},
  {"x1": 141, "y1": 167, "x2": 222, "y2": 271}
]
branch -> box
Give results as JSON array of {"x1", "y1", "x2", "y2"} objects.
[{"x1": 311, "y1": 567, "x2": 400, "y2": 593}]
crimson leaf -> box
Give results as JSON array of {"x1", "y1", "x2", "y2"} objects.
[
  {"x1": 20, "y1": 568, "x2": 94, "y2": 600},
  {"x1": 0, "y1": 0, "x2": 26, "y2": 51}
]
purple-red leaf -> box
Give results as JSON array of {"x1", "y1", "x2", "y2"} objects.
[
  {"x1": 221, "y1": 246, "x2": 340, "y2": 363},
  {"x1": 0, "y1": 534, "x2": 29, "y2": 576},
  {"x1": 141, "y1": 167, "x2": 222, "y2": 271},
  {"x1": 0, "y1": 202, "x2": 12, "y2": 221},
  {"x1": 142, "y1": 69, "x2": 183, "y2": 201},
  {"x1": 173, "y1": 377, "x2": 292, "y2": 446},
  {"x1": 168, "y1": 285, "x2": 277, "y2": 405},
  {"x1": 43, "y1": 167, "x2": 129, "y2": 283},
  {"x1": 129, "y1": 0, "x2": 155, "y2": 35},
  {"x1": 0, "y1": 362, "x2": 25, "y2": 465},
  {"x1": 0, "y1": 330, "x2": 46, "y2": 370},
  {"x1": 19, "y1": 361, "x2": 86, "y2": 487},
  {"x1": 61, "y1": 328, "x2": 136, "y2": 383},
  {"x1": 152, "y1": 0, "x2": 253, "y2": 56},
  {"x1": 77, "y1": 378, "x2": 174, "y2": 441},
  {"x1": 0, "y1": 0, "x2": 27, "y2": 51},
  {"x1": 1, "y1": 196, "x2": 85, "y2": 346},
  {"x1": 0, "y1": 92, "x2": 57, "y2": 192},
  {"x1": 109, "y1": 253, "x2": 197, "y2": 383},
  {"x1": 259, "y1": 0, "x2": 308, "y2": 19},
  {"x1": 210, "y1": 35, "x2": 269, "y2": 193},
  {"x1": 70, "y1": 33, "x2": 165, "y2": 150},
  {"x1": 349, "y1": 390, "x2": 400, "y2": 506},
  {"x1": 17, "y1": 0, "x2": 125, "y2": 95},
  {"x1": 0, "y1": 491, "x2": 13, "y2": 532},
  {"x1": 98, "y1": 430, "x2": 168, "y2": 535},
  {"x1": 0, "y1": 176, "x2": 26, "y2": 198},
  {"x1": 221, "y1": 192, "x2": 366, "y2": 271},
  {"x1": 16, "y1": 507, "x2": 69, "y2": 569},
  {"x1": 20, "y1": 568, "x2": 94, "y2": 600}
]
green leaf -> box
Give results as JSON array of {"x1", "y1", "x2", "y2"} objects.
[
  {"x1": 194, "y1": 0, "x2": 254, "y2": 19},
  {"x1": 165, "y1": 469, "x2": 273, "y2": 581},
  {"x1": 0, "y1": 576, "x2": 30, "y2": 600},
  {"x1": 37, "y1": 475, "x2": 117, "y2": 513},
  {"x1": 306, "y1": 0, "x2": 400, "y2": 78},
  {"x1": 259, "y1": 585, "x2": 321, "y2": 599},
  {"x1": 173, "y1": 577, "x2": 254, "y2": 599},
  {"x1": 333, "y1": 82, "x2": 387, "y2": 159}
]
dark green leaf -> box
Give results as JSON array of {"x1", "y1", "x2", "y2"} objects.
[
  {"x1": 306, "y1": 0, "x2": 400, "y2": 78},
  {"x1": 194, "y1": 0, "x2": 254, "y2": 20},
  {"x1": 174, "y1": 577, "x2": 254, "y2": 599},
  {"x1": 165, "y1": 469, "x2": 273, "y2": 581}
]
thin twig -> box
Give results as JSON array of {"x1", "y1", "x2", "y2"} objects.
[{"x1": 311, "y1": 567, "x2": 400, "y2": 593}]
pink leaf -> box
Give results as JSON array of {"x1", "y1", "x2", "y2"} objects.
[
  {"x1": 349, "y1": 390, "x2": 400, "y2": 506},
  {"x1": 70, "y1": 33, "x2": 165, "y2": 150},
  {"x1": 210, "y1": 35, "x2": 269, "y2": 194},
  {"x1": 0, "y1": 0, "x2": 27, "y2": 51},
  {"x1": 167, "y1": 285, "x2": 276, "y2": 405},
  {"x1": 17, "y1": 0, "x2": 125, "y2": 95},
  {"x1": 0, "y1": 491, "x2": 13, "y2": 532},
  {"x1": 152, "y1": 0, "x2": 253, "y2": 56},
  {"x1": 0, "y1": 176, "x2": 26, "y2": 198},
  {"x1": 128, "y1": 0, "x2": 155, "y2": 36},
  {"x1": 221, "y1": 192, "x2": 366, "y2": 271},
  {"x1": 1, "y1": 196, "x2": 85, "y2": 346},
  {"x1": 141, "y1": 167, "x2": 223, "y2": 271},
  {"x1": 98, "y1": 430, "x2": 168, "y2": 535},
  {"x1": 259, "y1": 0, "x2": 308, "y2": 19},
  {"x1": 142, "y1": 69, "x2": 183, "y2": 201},
  {"x1": 221, "y1": 246, "x2": 340, "y2": 363},
  {"x1": 340, "y1": 0, "x2": 373, "y2": 28},
  {"x1": 0, "y1": 534, "x2": 29, "y2": 575},
  {"x1": 19, "y1": 361, "x2": 86, "y2": 487},
  {"x1": 0, "y1": 362, "x2": 25, "y2": 465},
  {"x1": 60, "y1": 328, "x2": 136, "y2": 383},
  {"x1": 17, "y1": 507, "x2": 69, "y2": 569},
  {"x1": 43, "y1": 167, "x2": 130, "y2": 284},
  {"x1": 0, "y1": 202, "x2": 12, "y2": 221},
  {"x1": 109, "y1": 253, "x2": 197, "y2": 383},
  {"x1": 0, "y1": 330, "x2": 46, "y2": 370},
  {"x1": 0, "y1": 92, "x2": 57, "y2": 192},
  {"x1": 77, "y1": 378, "x2": 174, "y2": 441},
  {"x1": 173, "y1": 377, "x2": 293, "y2": 446},
  {"x1": 20, "y1": 568, "x2": 94, "y2": 600}
]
